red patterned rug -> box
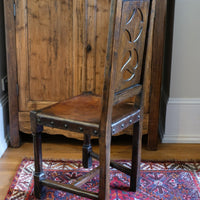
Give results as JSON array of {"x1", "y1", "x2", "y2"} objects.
[{"x1": 5, "y1": 158, "x2": 200, "y2": 200}]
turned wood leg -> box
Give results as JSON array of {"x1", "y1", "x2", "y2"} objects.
[
  {"x1": 33, "y1": 129, "x2": 45, "y2": 199},
  {"x1": 99, "y1": 129, "x2": 111, "y2": 200},
  {"x1": 130, "y1": 121, "x2": 141, "y2": 192},
  {"x1": 82, "y1": 134, "x2": 92, "y2": 168},
  {"x1": 30, "y1": 111, "x2": 45, "y2": 199}
]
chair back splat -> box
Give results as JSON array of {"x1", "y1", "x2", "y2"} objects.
[
  {"x1": 101, "y1": 0, "x2": 150, "y2": 135},
  {"x1": 112, "y1": 0, "x2": 150, "y2": 106},
  {"x1": 30, "y1": 0, "x2": 155, "y2": 199}
]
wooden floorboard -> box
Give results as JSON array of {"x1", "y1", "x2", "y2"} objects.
[{"x1": 0, "y1": 134, "x2": 200, "y2": 199}]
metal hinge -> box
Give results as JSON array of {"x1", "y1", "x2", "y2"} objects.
[{"x1": 13, "y1": 0, "x2": 16, "y2": 18}]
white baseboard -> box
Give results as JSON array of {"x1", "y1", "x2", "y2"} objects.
[
  {"x1": 0, "y1": 94, "x2": 9, "y2": 157},
  {"x1": 162, "y1": 98, "x2": 200, "y2": 143}
]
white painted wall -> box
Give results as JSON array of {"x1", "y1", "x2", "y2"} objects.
[
  {"x1": 0, "y1": 95, "x2": 9, "y2": 157},
  {"x1": 162, "y1": 0, "x2": 200, "y2": 143},
  {"x1": 170, "y1": 0, "x2": 200, "y2": 98},
  {"x1": 0, "y1": 1, "x2": 9, "y2": 157}
]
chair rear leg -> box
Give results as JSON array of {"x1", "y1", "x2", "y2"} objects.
[
  {"x1": 82, "y1": 134, "x2": 92, "y2": 168},
  {"x1": 130, "y1": 121, "x2": 141, "y2": 192},
  {"x1": 32, "y1": 126, "x2": 45, "y2": 199},
  {"x1": 99, "y1": 129, "x2": 111, "y2": 200}
]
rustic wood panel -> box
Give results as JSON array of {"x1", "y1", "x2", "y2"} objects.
[
  {"x1": 29, "y1": 0, "x2": 74, "y2": 101},
  {"x1": 15, "y1": 0, "x2": 102, "y2": 109},
  {"x1": 16, "y1": 0, "x2": 75, "y2": 111},
  {"x1": 15, "y1": 0, "x2": 88, "y2": 110},
  {"x1": 3, "y1": 0, "x2": 20, "y2": 147}
]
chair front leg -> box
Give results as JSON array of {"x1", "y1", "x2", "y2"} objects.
[
  {"x1": 31, "y1": 118, "x2": 45, "y2": 199},
  {"x1": 82, "y1": 134, "x2": 92, "y2": 168},
  {"x1": 130, "y1": 121, "x2": 141, "y2": 192},
  {"x1": 99, "y1": 129, "x2": 111, "y2": 200}
]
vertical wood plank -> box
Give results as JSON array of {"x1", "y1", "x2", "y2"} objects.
[
  {"x1": 3, "y1": 0, "x2": 20, "y2": 147},
  {"x1": 147, "y1": 0, "x2": 167, "y2": 150},
  {"x1": 73, "y1": 0, "x2": 87, "y2": 96},
  {"x1": 28, "y1": 0, "x2": 74, "y2": 102},
  {"x1": 143, "y1": 0, "x2": 156, "y2": 115},
  {"x1": 95, "y1": 0, "x2": 110, "y2": 95},
  {"x1": 86, "y1": 0, "x2": 97, "y2": 93},
  {"x1": 28, "y1": 0, "x2": 46, "y2": 101},
  {"x1": 15, "y1": 0, "x2": 28, "y2": 111},
  {"x1": 49, "y1": 0, "x2": 74, "y2": 99}
]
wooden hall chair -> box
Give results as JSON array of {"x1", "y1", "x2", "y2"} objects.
[{"x1": 30, "y1": 0, "x2": 155, "y2": 199}]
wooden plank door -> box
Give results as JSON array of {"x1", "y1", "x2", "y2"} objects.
[
  {"x1": 16, "y1": 0, "x2": 83, "y2": 111},
  {"x1": 15, "y1": 0, "x2": 111, "y2": 138}
]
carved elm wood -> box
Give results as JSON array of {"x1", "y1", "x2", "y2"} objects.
[
  {"x1": 30, "y1": 0, "x2": 155, "y2": 199},
  {"x1": 3, "y1": 0, "x2": 172, "y2": 150}
]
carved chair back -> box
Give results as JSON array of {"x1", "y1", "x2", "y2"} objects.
[{"x1": 100, "y1": 0, "x2": 151, "y2": 130}]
